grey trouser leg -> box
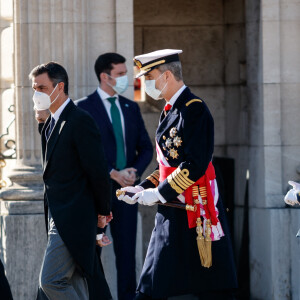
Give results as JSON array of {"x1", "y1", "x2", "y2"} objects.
[{"x1": 38, "y1": 212, "x2": 89, "y2": 300}]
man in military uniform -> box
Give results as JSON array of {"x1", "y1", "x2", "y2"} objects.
[{"x1": 118, "y1": 49, "x2": 237, "y2": 300}]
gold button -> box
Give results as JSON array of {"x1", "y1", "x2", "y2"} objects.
[
  {"x1": 163, "y1": 147, "x2": 166, "y2": 150},
  {"x1": 163, "y1": 136, "x2": 166, "y2": 140}
]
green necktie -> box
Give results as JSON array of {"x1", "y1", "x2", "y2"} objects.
[{"x1": 107, "y1": 97, "x2": 126, "y2": 170}]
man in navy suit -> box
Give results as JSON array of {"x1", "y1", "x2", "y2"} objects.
[{"x1": 77, "y1": 53, "x2": 153, "y2": 300}]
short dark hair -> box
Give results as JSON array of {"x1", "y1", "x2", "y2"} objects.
[
  {"x1": 94, "y1": 53, "x2": 126, "y2": 82},
  {"x1": 29, "y1": 61, "x2": 69, "y2": 95}
]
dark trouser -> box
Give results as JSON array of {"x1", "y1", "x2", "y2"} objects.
[
  {"x1": 0, "y1": 259, "x2": 13, "y2": 300},
  {"x1": 135, "y1": 290, "x2": 236, "y2": 300},
  {"x1": 110, "y1": 181, "x2": 138, "y2": 300}
]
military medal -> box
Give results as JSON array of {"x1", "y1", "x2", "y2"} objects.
[
  {"x1": 173, "y1": 136, "x2": 182, "y2": 147},
  {"x1": 170, "y1": 127, "x2": 177, "y2": 138},
  {"x1": 169, "y1": 148, "x2": 179, "y2": 159},
  {"x1": 165, "y1": 138, "x2": 172, "y2": 148}
]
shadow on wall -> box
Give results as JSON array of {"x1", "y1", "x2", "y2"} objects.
[{"x1": 213, "y1": 157, "x2": 250, "y2": 300}]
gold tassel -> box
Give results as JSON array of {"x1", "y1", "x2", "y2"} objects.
[
  {"x1": 204, "y1": 219, "x2": 212, "y2": 268},
  {"x1": 194, "y1": 186, "x2": 212, "y2": 268},
  {"x1": 196, "y1": 217, "x2": 206, "y2": 266}
]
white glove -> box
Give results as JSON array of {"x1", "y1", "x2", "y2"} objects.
[
  {"x1": 118, "y1": 186, "x2": 144, "y2": 205},
  {"x1": 284, "y1": 181, "x2": 300, "y2": 206},
  {"x1": 96, "y1": 234, "x2": 104, "y2": 241},
  {"x1": 289, "y1": 181, "x2": 300, "y2": 190},
  {"x1": 132, "y1": 188, "x2": 161, "y2": 206}
]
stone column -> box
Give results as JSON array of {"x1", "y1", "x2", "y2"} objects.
[
  {"x1": 246, "y1": 0, "x2": 300, "y2": 299},
  {"x1": 0, "y1": 0, "x2": 45, "y2": 299},
  {"x1": 0, "y1": 0, "x2": 15, "y2": 188},
  {"x1": 0, "y1": 1, "x2": 94, "y2": 299},
  {"x1": 0, "y1": 0, "x2": 138, "y2": 299}
]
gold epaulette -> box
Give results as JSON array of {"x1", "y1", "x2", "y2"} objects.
[
  {"x1": 146, "y1": 170, "x2": 160, "y2": 187},
  {"x1": 186, "y1": 99, "x2": 202, "y2": 107}
]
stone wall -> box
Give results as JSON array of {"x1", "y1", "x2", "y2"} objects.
[
  {"x1": 135, "y1": 1, "x2": 300, "y2": 299},
  {"x1": 246, "y1": 0, "x2": 300, "y2": 299},
  {"x1": 0, "y1": 0, "x2": 299, "y2": 299}
]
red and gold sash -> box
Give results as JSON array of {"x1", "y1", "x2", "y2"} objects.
[{"x1": 159, "y1": 162, "x2": 219, "y2": 229}]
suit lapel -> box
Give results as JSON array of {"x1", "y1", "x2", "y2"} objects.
[
  {"x1": 156, "y1": 109, "x2": 179, "y2": 143},
  {"x1": 119, "y1": 96, "x2": 130, "y2": 151},
  {"x1": 41, "y1": 117, "x2": 51, "y2": 163},
  {"x1": 44, "y1": 101, "x2": 74, "y2": 172},
  {"x1": 92, "y1": 92, "x2": 114, "y2": 135}
]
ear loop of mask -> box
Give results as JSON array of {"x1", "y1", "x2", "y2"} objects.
[
  {"x1": 106, "y1": 74, "x2": 116, "y2": 88},
  {"x1": 156, "y1": 72, "x2": 168, "y2": 97},
  {"x1": 50, "y1": 83, "x2": 61, "y2": 105}
]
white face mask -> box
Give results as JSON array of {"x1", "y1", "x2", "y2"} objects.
[
  {"x1": 32, "y1": 84, "x2": 60, "y2": 111},
  {"x1": 107, "y1": 75, "x2": 128, "y2": 94},
  {"x1": 144, "y1": 72, "x2": 167, "y2": 100}
]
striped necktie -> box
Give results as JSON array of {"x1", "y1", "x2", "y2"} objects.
[
  {"x1": 46, "y1": 117, "x2": 56, "y2": 140},
  {"x1": 107, "y1": 97, "x2": 126, "y2": 170}
]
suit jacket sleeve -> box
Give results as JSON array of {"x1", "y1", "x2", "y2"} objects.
[
  {"x1": 131, "y1": 104, "x2": 153, "y2": 176},
  {"x1": 76, "y1": 100, "x2": 115, "y2": 174},
  {"x1": 38, "y1": 123, "x2": 44, "y2": 135},
  {"x1": 97, "y1": 227, "x2": 105, "y2": 234},
  {"x1": 139, "y1": 166, "x2": 159, "y2": 189},
  {"x1": 72, "y1": 113, "x2": 111, "y2": 215}
]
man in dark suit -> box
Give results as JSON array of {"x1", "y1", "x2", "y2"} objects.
[
  {"x1": 119, "y1": 49, "x2": 237, "y2": 300},
  {"x1": 77, "y1": 53, "x2": 153, "y2": 300},
  {"x1": 30, "y1": 62, "x2": 112, "y2": 300}
]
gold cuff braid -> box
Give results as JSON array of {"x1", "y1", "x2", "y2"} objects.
[
  {"x1": 146, "y1": 170, "x2": 160, "y2": 187},
  {"x1": 167, "y1": 167, "x2": 195, "y2": 194}
]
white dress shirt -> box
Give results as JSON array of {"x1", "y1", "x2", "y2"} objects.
[
  {"x1": 167, "y1": 84, "x2": 187, "y2": 107},
  {"x1": 51, "y1": 98, "x2": 71, "y2": 122},
  {"x1": 46, "y1": 98, "x2": 71, "y2": 139}
]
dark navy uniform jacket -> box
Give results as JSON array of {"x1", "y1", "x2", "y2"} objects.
[{"x1": 138, "y1": 87, "x2": 237, "y2": 298}]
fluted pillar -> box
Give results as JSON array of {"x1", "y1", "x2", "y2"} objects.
[
  {"x1": 0, "y1": 1, "x2": 99, "y2": 299},
  {"x1": 0, "y1": 0, "x2": 136, "y2": 299},
  {"x1": 0, "y1": 1, "x2": 45, "y2": 299},
  {"x1": 0, "y1": 0, "x2": 15, "y2": 188}
]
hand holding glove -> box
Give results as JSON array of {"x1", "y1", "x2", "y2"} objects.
[
  {"x1": 96, "y1": 233, "x2": 112, "y2": 247},
  {"x1": 117, "y1": 185, "x2": 144, "y2": 205},
  {"x1": 284, "y1": 181, "x2": 300, "y2": 206}
]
